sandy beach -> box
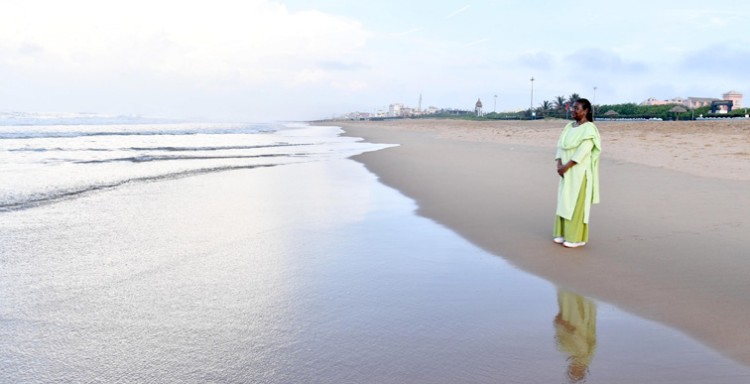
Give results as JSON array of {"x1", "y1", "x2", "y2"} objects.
[
  {"x1": 333, "y1": 118, "x2": 750, "y2": 366},
  {"x1": 4, "y1": 121, "x2": 750, "y2": 382}
]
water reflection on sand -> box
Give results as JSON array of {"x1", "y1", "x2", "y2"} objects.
[{"x1": 555, "y1": 289, "x2": 597, "y2": 383}]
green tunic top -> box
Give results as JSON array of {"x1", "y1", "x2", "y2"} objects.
[{"x1": 555, "y1": 121, "x2": 601, "y2": 223}]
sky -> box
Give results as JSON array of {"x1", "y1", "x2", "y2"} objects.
[{"x1": 1, "y1": 0, "x2": 748, "y2": 121}]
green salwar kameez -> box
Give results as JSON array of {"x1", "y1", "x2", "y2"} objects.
[
  {"x1": 554, "y1": 121, "x2": 601, "y2": 243},
  {"x1": 554, "y1": 176, "x2": 589, "y2": 242}
]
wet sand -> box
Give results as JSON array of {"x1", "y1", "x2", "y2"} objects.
[
  {"x1": 4, "y1": 121, "x2": 750, "y2": 382},
  {"x1": 332, "y1": 118, "x2": 750, "y2": 367}
]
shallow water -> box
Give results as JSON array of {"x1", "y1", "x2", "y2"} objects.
[
  {"x1": 0, "y1": 122, "x2": 382, "y2": 211},
  {"x1": 1, "y1": 125, "x2": 749, "y2": 383}
]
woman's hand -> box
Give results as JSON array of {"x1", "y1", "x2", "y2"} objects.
[{"x1": 557, "y1": 160, "x2": 576, "y2": 177}]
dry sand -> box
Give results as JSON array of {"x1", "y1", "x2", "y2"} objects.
[
  {"x1": 327, "y1": 118, "x2": 750, "y2": 366},
  {"x1": 342, "y1": 118, "x2": 750, "y2": 181}
]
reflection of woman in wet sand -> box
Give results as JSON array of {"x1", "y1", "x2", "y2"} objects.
[{"x1": 554, "y1": 289, "x2": 597, "y2": 383}]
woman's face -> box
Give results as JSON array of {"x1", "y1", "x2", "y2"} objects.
[{"x1": 571, "y1": 102, "x2": 586, "y2": 120}]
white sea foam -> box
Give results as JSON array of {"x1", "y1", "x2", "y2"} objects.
[{"x1": 0, "y1": 122, "x2": 389, "y2": 211}]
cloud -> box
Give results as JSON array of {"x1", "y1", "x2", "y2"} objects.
[
  {"x1": 0, "y1": 0, "x2": 370, "y2": 87},
  {"x1": 519, "y1": 51, "x2": 555, "y2": 70},
  {"x1": 332, "y1": 79, "x2": 369, "y2": 92},
  {"x1": 389, "y1": 27, "x2": 423, "y2": 38},
  {"x1": 466, "y1": 38, "x2": 489, "y2": 46},
  {"x1": 681, "y1": 45, "x2": 750, "y2": 76},
  {"x1": 317, "y1": 61, "x2": 369, "y2": 71},
  {"x1": 565, "y1": 49, "x2": 648, "y2": 74},
  {"x1": 446, "y1": 5, "x2": 471, "y2": 19}
]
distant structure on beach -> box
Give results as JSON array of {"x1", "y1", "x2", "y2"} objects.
[
  {"x1": 475, "y1": 98, "x2": 483, "y2": 117},
  {"x1": 723, "y1": 90, "x2": 743, "y2": 108},
  {"x1": 389, "y1": 103, "x2": 404, "y2": 117},
  {"x1": 641, "y1": 90, "x2": 743, "y2": 112},
  {"x1": 337, "y1": 99, "x2": 441, "y2": 120}
]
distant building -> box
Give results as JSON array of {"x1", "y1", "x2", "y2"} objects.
[
  {"x1": 388, "y1": 103, "x2": 404, "y2": 117},
  {"x1": 475, "y1": 98, "x2": 483, "y2": 117},
  {"x1": 641, "y1": 90, "x2": 743, "y2": 112},
  {"x1": 671, "y1": 97, "x2": 689, "y2": 106},
  {"x1": 641, "y1": 96, "x2": 695, "y2": 106},
  {"x1": 338, "y1": 112, "x2": 371, "y2": 120},
  {"x1": 640, "y1": 97, "x2": 665, "y2": 106},
  {"x1": 686, "y1": 97, "x2": 720, "y2": 109},
  {"x1": 723, "y1": 90, "x2": 743, "y2": 108}
]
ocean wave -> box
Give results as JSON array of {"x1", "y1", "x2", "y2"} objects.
[
  {"x1": 0, "y1": 112, "x2": 183, "y2": 125},
  {"x1": 0, "y1": 125, "x2": 275, "y2": 140},
  {"x1": 0, "y1": 123, "x2": 387, "y2": 213},
  {"x1": 0, "y1": 164, "x2": 281, "y2": 212},
  {"x1": 6, "y1": 143, "x2": 314, "y2": 153},
  {"x1": 75, "y1": 153, "x2": 304, "y2": 164}
]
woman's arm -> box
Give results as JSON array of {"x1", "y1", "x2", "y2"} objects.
[
  {"x1": 571, "y1": 139, "x2": 594, "y2": 164},
  {"x1": 558, "y1": 139, "x2": 593, "y2": 177},
  {"x1": 558, "y1": 159, "x2": 576, "y2": 177}
]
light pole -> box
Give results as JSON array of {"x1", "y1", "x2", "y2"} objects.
[
  {"x1": 530, "y1": 77, "x2": 535, "y2": 119},
  {"x1": 593, "y1": 86, "x2": 597, "y2": 119},
  {"x1": 494, "y1": 94, "x2": 497, "y2": 113}
]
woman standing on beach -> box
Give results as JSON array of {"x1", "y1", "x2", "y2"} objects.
[{"x1": 554, "y1": 98, "x2": 601, "y2": 248}]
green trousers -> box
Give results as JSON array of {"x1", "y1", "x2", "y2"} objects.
[{"x1": 554, "y1": 176, "x2": 589, "y2": 243}]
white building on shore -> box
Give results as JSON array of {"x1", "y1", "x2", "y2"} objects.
[{"x1": 388, "y1": 103, "x2": 403, "y2": 117}]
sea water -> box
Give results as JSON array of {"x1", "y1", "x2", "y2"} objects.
[
  {"x1": 0, "y1": 121, "x2": 385, "y2": 212},
  {"x1": 1, "y1": 121, "x2": 749, "y2": 383}
]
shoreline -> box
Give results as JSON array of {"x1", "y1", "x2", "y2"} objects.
[{"x1": 326, "y1": 118, "x2": 750, "y2": 366}]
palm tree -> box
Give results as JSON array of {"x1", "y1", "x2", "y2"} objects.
[
  {"x1": 568, "y1": 93, "x2": 581, "y2": 104},
  {"x1": 540, "y1": 100, "x2": 553, "y2": 112},
  {"x1": 535, "y1": 100, "x2": 552, "y2": 117},
  {"x1": 554, "y1": 96, "x2": 567, "y2": 110}
]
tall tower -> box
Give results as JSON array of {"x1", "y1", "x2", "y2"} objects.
[
  {"x1": 475, "y1": 98, "x2": 483, "y2": 117},
  {"x1": 418, "y1": 93, "x2": 423, "y2": 112}
]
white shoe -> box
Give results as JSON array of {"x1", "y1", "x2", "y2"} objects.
[
  {"x1": 553, "y1": 237, "x2": 565, "y2": 244},
  {"x1": 563, "y1": 241, "x2": 586, "y2": 248}
]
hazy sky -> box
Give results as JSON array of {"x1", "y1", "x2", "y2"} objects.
[{"x1": 1, "y1": 0, "x2": 748, "y2": 121}]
